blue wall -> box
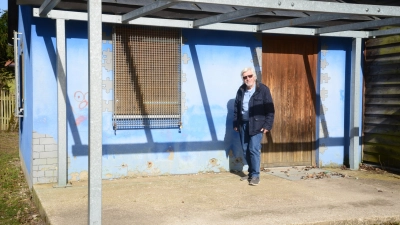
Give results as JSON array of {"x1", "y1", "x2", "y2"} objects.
[
  {"x1": 67, "y1": 27, "x2": 261, "y2": 179},
  {"x1": 31, "y1": 18, "x2": 57, "y2": 138},
  {"x1": 318, "y1": 37, "x2": 354, "y2": 167},
  {"x1": 18, "y1": 6, "x2": 34, "y2": 184},
  {"x1": 21, "y1": 12, "x2": 362, "y2": 182}
]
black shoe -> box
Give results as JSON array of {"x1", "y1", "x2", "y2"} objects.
[
  {"x1": 249, "y1": 177, "x2": 260, "y2": 186},
  {"x1": 240, "y1": 175, "x2": 250, "y2": 181}
]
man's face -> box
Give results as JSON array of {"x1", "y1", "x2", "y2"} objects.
[{"x1": 242, "y1": 70, "x2": 255, "y2": 89}]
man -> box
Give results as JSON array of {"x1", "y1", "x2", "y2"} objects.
[{"x1": 233, "y1": 67, "x2": 275, "y2": 186}]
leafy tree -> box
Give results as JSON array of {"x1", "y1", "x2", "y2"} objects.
[{"x1": 0, "y1": 10, "x2": 15, "y2": 91}]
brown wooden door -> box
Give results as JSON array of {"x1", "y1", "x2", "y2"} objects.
[{"x1": 261, "y1": 36, "x2": 317, "y2": 167}]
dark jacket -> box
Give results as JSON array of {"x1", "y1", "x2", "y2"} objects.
[{"x1": 233, "y1": 81, "x2": 275, "y2": 136}]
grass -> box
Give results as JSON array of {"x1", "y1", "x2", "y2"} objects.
[{"x1": 0, "y1": 131, "x2": 44, "y2": 225}]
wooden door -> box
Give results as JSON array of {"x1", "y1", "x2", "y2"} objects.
[{"x1": 261, "y1": 36, "x2": 317, "y2": 167}]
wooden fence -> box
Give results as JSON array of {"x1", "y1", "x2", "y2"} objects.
[{"x1": 0, "y1": 90, "x2": 15, "y2": 131}]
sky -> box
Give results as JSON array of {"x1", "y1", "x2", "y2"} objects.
[{"x1": 0, "y1": 0, "x2": 7, "y2": 12}]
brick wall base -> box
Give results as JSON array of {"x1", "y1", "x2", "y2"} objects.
[{"x1": 32, "y1": 132, "x2": 58, "y2": 184}]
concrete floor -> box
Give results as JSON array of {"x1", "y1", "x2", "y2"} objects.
[{"x1": 33, "y1": 167, "x2": 400, "y2": 225}]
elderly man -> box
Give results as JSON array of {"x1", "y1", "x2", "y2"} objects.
[{"x1": 233, "y1": 67, "x2": 275, "y2": 186}]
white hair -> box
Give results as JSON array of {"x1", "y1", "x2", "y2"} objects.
[{"x1": 240, "y1": 67, "x2": 257, "y2": 80}]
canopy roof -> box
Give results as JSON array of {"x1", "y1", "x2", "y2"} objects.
[
  {"x1": 14, "y1": 1, "x2": 376, "y2": 222},
  {"x1": 17, "y1": 0, "x2": 400, "y2": 37}
]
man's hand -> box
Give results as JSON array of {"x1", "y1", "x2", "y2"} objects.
[
  {"x1": 234, "y1": 127, "x2": 238, "y2": 132},
  {"x1": 260, "y1": 128, "x2": 269, "y2": 134}
]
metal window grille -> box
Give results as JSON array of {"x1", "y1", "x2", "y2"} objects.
[{"x1": 113, "y1": 25, "x2": 181, "y2": 129}]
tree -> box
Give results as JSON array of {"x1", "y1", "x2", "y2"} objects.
[{"x1": 0, "y1": 10, "x2": 15, "y2": 91}]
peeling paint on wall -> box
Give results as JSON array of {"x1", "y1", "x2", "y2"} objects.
[
  {"x1": 167, "y1": 147, "x2": 174, "y2": 160},
  {"x1": 209, "y1": 158, "x2": 218, "y2": 167},
  {"x1": 218, "y1": 167, "x2": 227, "y2": 172},
  {"x1": 69, "y1": 170, "x2": 88, "y2": 182}
]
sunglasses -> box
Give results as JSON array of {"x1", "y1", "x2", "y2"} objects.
[{"x1": 242, "y1": 74, "x2": 253, "y2": 80}]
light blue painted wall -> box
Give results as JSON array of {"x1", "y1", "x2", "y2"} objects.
[
  {"x1": 18, "y1": 6, "x2": 34, "y2": 180},
  {"x1": 318, "y1": 37, "x2": 353, "y2": 166},
  {"x1": 22, "y1": 14, "x2": 364, "y2": 181},
  {"x1": 31, "y1": 18, "x2": 58, "y2": 139},
  {"x1": 67, "y1": 27, "x2": 260, "y2": 179}
]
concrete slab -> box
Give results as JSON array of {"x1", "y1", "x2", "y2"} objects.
[{"x1": 33, "y1": 169, "x2": 400, "y2": 225}]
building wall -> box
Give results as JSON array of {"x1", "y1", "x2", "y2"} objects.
[
  {"x1": 21, "y1": 13, "x2": 362, "y2": 183},
  {"x1": 317, "y1": 37, "x2": 350, "y2": 167},
  {"x1": 30, "y1": 16, "x2": 60, "y2": 184},
  {"x1": 68, "y1": 27, "x2": 260, "y2": 180},
  {"x1": 317, "y1": 37, "x2": 363, "y2": 167},
  {"x1": 18, "y1": 6, "x2": 34, "y2": 187}
]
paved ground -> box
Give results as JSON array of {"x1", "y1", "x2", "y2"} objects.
[{"x1": 33, "y1": 167, "x2": 400, "y2": 225}]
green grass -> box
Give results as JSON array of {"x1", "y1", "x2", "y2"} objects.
[{"x1": 0, "y1": 131, "x2": 43, "y2": 225}]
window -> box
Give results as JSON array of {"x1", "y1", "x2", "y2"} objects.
[{"x1": 113, "y1": 25, "x2": 182, "y2": 129}]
